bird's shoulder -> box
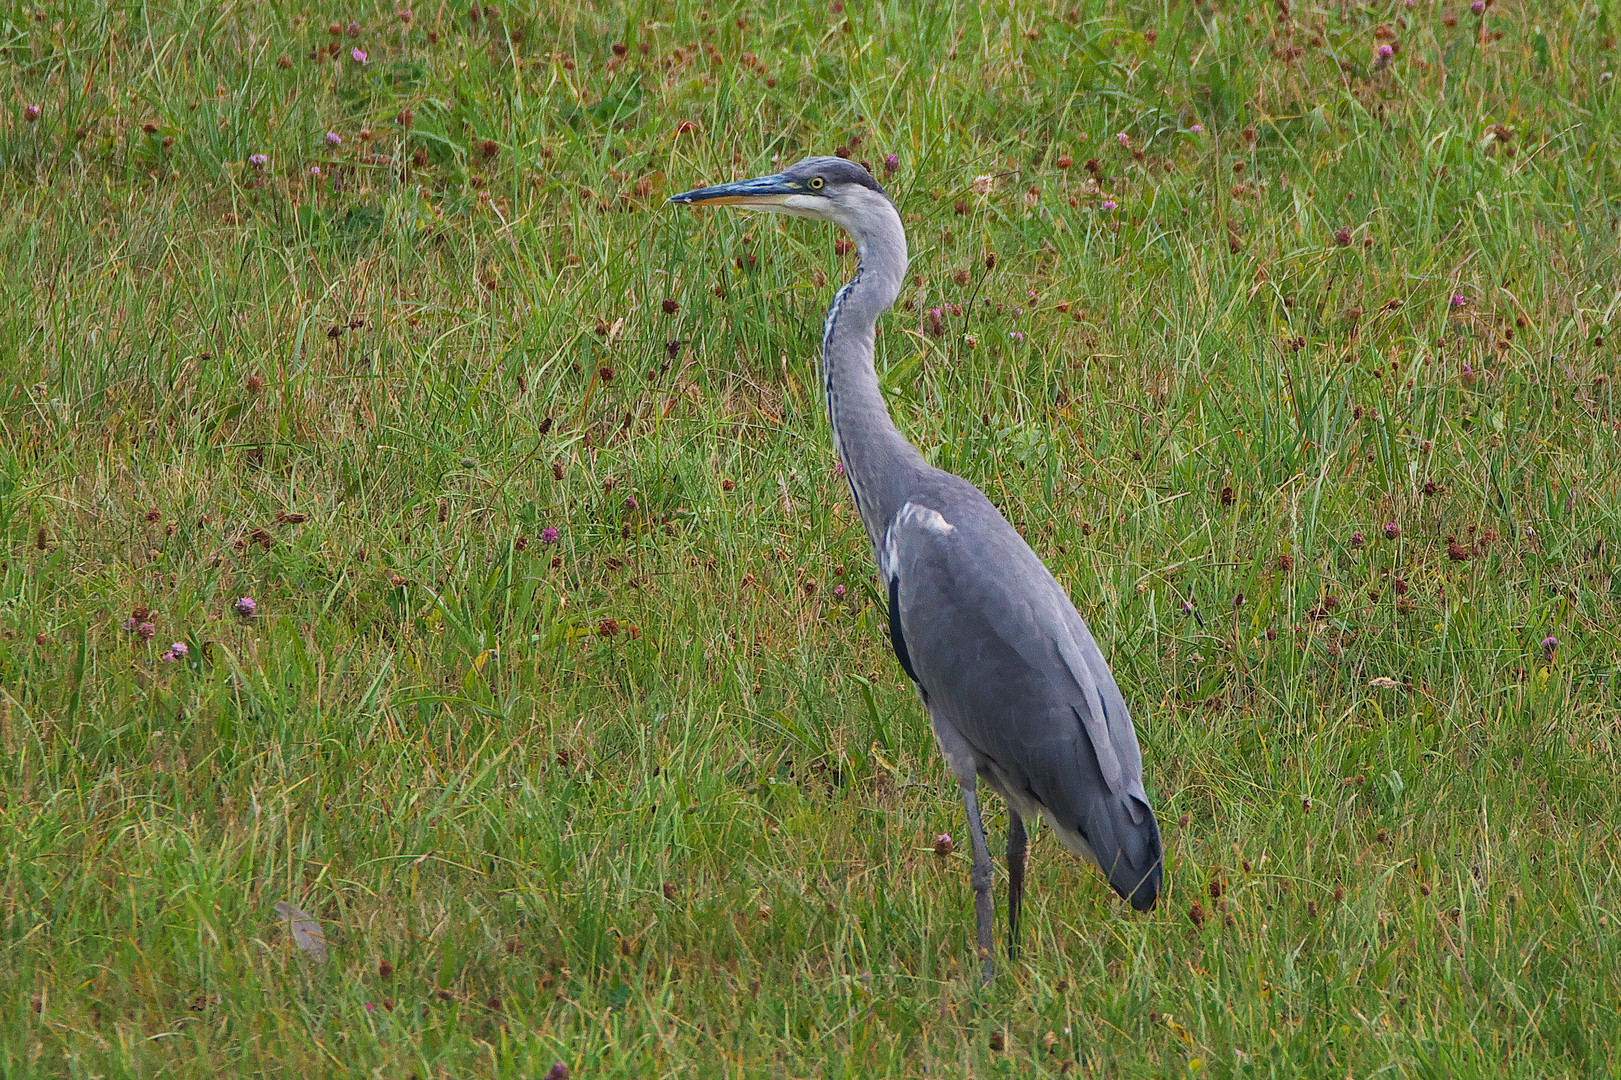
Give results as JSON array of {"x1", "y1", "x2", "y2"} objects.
[{"x1": 880, "y1": 470, "x2": 1042, "y2": 582}]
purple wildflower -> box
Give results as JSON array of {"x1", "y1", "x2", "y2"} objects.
[
  {"x1": 137, "y1": 621, "x2": 156, "y2": 640},
  {"x1": 1461, "y1": 363, "x2": 1476, "y2": 384},
  {"x1": 248, "y1": 153, "x2": 268, "y2": 168},
  {"x1": 1010, "y1": 331, "x2": 1026, "y2": 343},
  {"x1": 122, "y1": 617, "x2": 139, "y2": 632},
  {"x1": 1181, "y1": 600, "x2": 1194, "y2": 615},
  {"x1": 1450, "y1": 293, "x2": 1466, "y2": 307},
  {"x1": 834, "y1": 459, "x2": 846, "y2": 478},
  {"x1": 1470, "y1": 0, "x2": 1484, "y2": 12},
  {"x1": 1541, "y1": 636, "x2": 1559, "y2": 660},
  {"x1": 351, "y1": 47, "x2": 368, "y2": 64},
  {"x1": 883, "y1": 153, "x2": 899, "y2": 174},
  {"x1": 1116, "y1": 132, "x2": 1130, "y2": 148},
  {"x1": 834, "y1": 584, "x2": 846, "y2": 599},
  {"x1": 161, "y1": 650, "x2": 177, "y2": 662},
  {"x1": 625, "y1": 494, "x2": 639, "y2": 511},
  {"x1": 1189, "y1": 123, "x2": 1203, "y2": 134},
  {"x1": 544, "y1": 1064, "x2": 571, "y2": 1080},
  {"x1": 1100, "y1": 199, "x2": 1118, "y2": 211},
  {"x1": 326, "y1": 131, "x2": 342, "y2": 146},
  {"x1": 1377, "y1": 43, "x2": 1394, "y2": 59},
  {"x1": 347, "y1": 20, "x2": 361, "y2": 36},
  {"x1": 234, "y1": 596, "x2": 257, "y2": 616},
  {"x1": 540, "y1": 527, "x2": 560, "y2": 544},
  {"x1": 364, "y1": 1002, "x2": 376, "y2": 1013},
  {"x1": 934, "y1": 833, "x2": 954, "y2": 856},
  {"x1": 24, "y1": 104, "x2": 41, "y2": 123},
  {"x1": 1383, "y1": 522, "x2": 1401, "y2": 540},
  {"x1": 310, "y1": 166, "x2": 322, "y2": 178},
  {"x1": 1351, "y1": 531, "x2": 1365, "y2": 548},
  {"x1": 170, "y1": 641, "x2": 189, "y2": 657}
]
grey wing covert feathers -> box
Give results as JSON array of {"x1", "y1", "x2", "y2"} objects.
[{"x1": 882, "y1": 471, "x2": 1163, "y2": 911}]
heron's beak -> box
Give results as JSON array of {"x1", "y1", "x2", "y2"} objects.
[{"x1": 669, "y1": 173, "x2": 795, "y2": 209}]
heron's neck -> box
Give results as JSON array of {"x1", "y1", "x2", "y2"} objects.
[{"x1": 823, "y1": 203, "x2": 924, "y2": 550}]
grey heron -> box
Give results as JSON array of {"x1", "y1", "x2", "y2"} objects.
[{"x1": 671, "y1": 157, "x2": 1162, "y2": 981}]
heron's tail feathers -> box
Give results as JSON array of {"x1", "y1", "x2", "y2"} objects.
[
  {"x1": 1081, "y1": 791, "x2": 1163, "y2": 912},
  {"x1": 1029, "y1": 733, "x2": 1163, "y2": 913}
]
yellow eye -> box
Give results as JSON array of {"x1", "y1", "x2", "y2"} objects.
[{"x1": 808, "y1": 176, "x2": 824, "y2": 190}]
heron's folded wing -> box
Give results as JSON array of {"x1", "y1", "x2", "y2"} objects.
[{"x1": 886, "y1": 499, "x2": 1138, "y2": 799}]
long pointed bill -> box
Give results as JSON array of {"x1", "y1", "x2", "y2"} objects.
[{"x1": 669, "y1": 173, "x2": 795, "y2": 208}]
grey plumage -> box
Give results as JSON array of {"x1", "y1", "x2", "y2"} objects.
[{"x1": 672, "y1": 157, "x2": 1162, "y2": 981}]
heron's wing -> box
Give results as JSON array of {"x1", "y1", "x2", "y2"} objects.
[{"x1": 883, "y1": 496, "x2": 1142, "y2": 799}]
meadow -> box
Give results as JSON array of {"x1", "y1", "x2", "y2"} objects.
[{"x1": 3, "y1": 0, "x2": 1621, "y2": 1074}]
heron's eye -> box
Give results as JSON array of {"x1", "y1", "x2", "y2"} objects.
[{"x1": 808, "y1": 176, "x2": 825, "y2": 190}]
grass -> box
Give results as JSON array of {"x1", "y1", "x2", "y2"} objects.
[{"x1": 3, "y1": 0, "x2": 1621, "y2": 1074}]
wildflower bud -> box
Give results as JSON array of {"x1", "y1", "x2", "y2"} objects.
[
  {"x1": 1383, "y1": 522, "x2": 1401, "y2": 540},
  {"x1": 396, "y1": 108, "x2": 414, "y2": 128},
  {"x1": 24, "y1": 103, "x2": 41, "y2": 123},
  {"x1": 934, "y1": 833, "x2": 954, "y2": 857},
  {"x1": 234, "y1": 596, "x2": 257, "y2": 616},
  {"x1": 662, "y1": 298, "x2": 679, "y2": 315},
  {"x1": 1541, "y1": 636, "x2": 1558, "y2": 660},
  {"x1": 1334, "y1": 226, "x2": 1352, "y2": 246},
  {"x1": 1351, "y1": 531, "x2": 1364, "y2": 548},
  {"x1": 884, "y1": 152, "x2": 899, "y2": 173}
]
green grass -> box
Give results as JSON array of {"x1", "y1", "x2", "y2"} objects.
[{"x1": 3, "y1": 0, "x2": 1621, "y2": 1074}]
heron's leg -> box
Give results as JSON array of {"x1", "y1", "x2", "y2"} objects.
[
  {"x1": 961, "y1": 787, "x2": 996, "y2": 985},
  {"x1": 1006, "y1": 810, "x2": 1027, "y2": 963}
]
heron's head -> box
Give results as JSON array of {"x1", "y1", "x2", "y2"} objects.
[{"x1": 670, "y1": 156, "x2": 894, "y2": 235}]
